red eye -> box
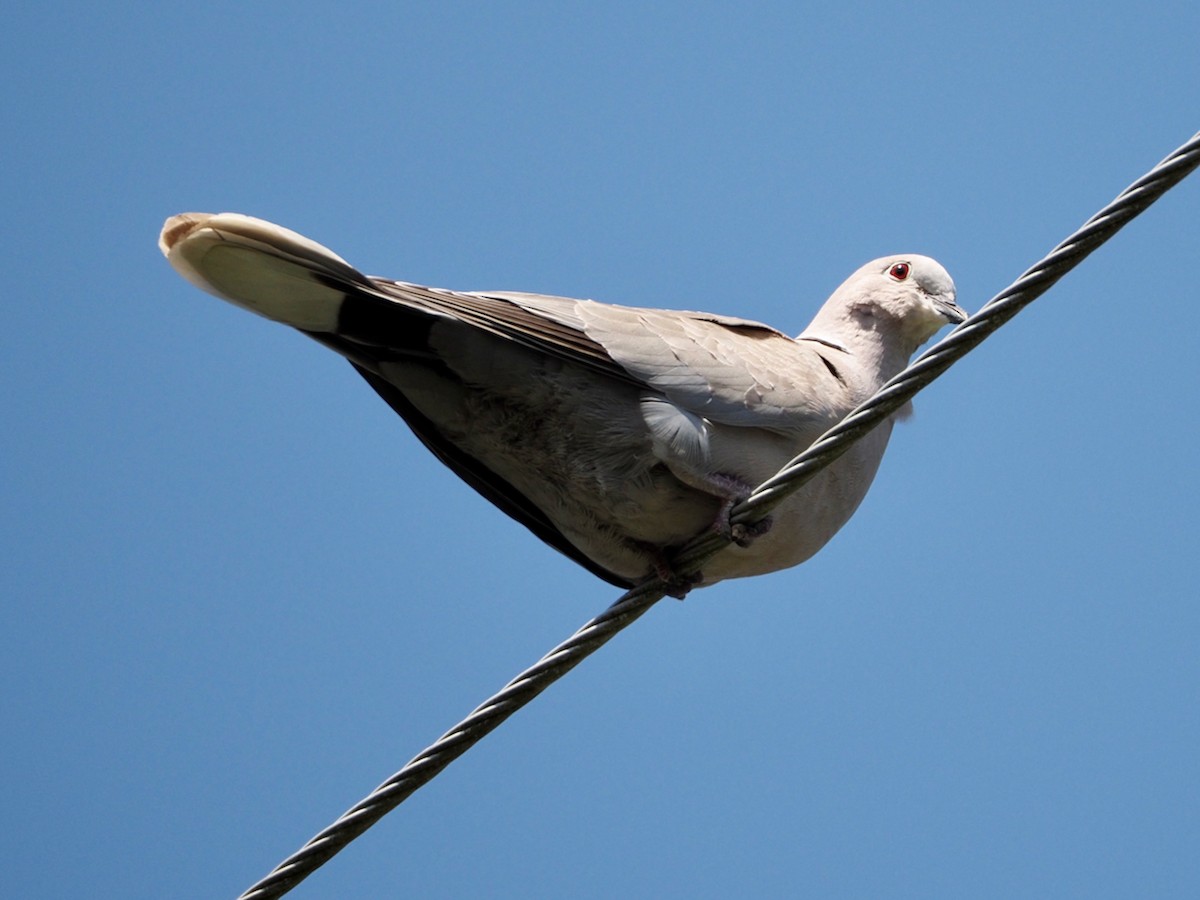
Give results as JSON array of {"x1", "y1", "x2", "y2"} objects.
[{"x1": 889, "y1": 262, "x2": 910, "y2": 281}]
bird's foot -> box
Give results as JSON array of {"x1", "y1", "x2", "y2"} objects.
[
  {"x1": 706, "y1": 474, "x2": 773, "y2": 548},
  {"x1": 644, "y1": 552, "x2": 702, "y2": 600},
  {"x1": 725, "y1": 514, "x2": 774, "y2": 548}
]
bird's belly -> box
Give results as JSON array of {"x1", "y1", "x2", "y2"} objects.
[{"x1": 699, "y1": 423, "x2": 894, "y2": 583}]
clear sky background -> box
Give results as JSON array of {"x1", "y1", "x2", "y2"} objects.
[{"x1": 3, "y1": 3, "x2": 1198, "y2": 898}]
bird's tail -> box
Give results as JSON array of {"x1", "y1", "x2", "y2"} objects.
[{"x1": 159, "y1": 213, "x2": 367, "y2": 332}]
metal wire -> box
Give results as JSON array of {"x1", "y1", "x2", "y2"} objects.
[{"x1": 237, "y1": 129, "x2": 1200, "y2": 899}]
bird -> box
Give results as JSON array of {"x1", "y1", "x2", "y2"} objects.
[{"x1": 159, "y1": 213, "x2": 965, "y2": 593}]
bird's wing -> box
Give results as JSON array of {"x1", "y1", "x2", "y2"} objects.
[
  {"x1": 350, "y1": 284, "x2": 852, "y2": 440},
  {"x1": 575, "y1": 300, "x2": 852, "y2": 431}
]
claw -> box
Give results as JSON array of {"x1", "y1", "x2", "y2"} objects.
[
  {"x1": 727, "y1": 515, "x2": 773, "y2": 548},
  {"x1": 644, "y1": 552, "x2": 702, "y2": 600},
  {"x1": 705, "y1": 473, "x2": 772, "y2": 548}
]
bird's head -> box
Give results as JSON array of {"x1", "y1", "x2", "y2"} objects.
[{"x1": 835, "y1": 255, "x2": 966, "y2": 354}]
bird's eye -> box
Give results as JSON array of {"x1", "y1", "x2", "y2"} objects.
[{"x1": 888, "y1": 262, "x2": 910, "y2": 281}]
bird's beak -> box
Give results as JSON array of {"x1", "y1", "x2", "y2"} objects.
[{"x1": 933, "y1": 295, "x2": 968, "y2": 325}]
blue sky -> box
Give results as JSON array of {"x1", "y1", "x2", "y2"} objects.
[{"x1": 3, "y1": 3, "x2": 1199, "y2": 898}]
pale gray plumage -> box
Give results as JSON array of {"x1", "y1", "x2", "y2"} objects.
[{"x1": 159, "y1": 213, "x2": 965, "y2": 591}]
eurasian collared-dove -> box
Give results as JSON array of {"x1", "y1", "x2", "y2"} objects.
[{"x1": 159, "y1": 213, "x2": 965, "y2": 591}]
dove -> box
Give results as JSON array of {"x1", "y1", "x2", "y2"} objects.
[{"x1": 159, "y1": 213, "x2": 965, "y2": 592}]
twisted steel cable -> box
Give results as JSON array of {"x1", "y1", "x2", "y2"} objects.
[{"x1": 238, "y1": 130, "x2": 1200, "y2": 899}]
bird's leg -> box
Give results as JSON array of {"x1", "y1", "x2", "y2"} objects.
[{"x1": 705, "y1": 473, "x2": 773, "y2": 548}]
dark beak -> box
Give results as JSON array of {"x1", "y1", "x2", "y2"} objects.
[{"x1": 934, "y1": 295, "x2": 968, "y2": 325}]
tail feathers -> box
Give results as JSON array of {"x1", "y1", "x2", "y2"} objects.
[{"x1": 159, "y1": 212, "x2": 365, "y2": 332}]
